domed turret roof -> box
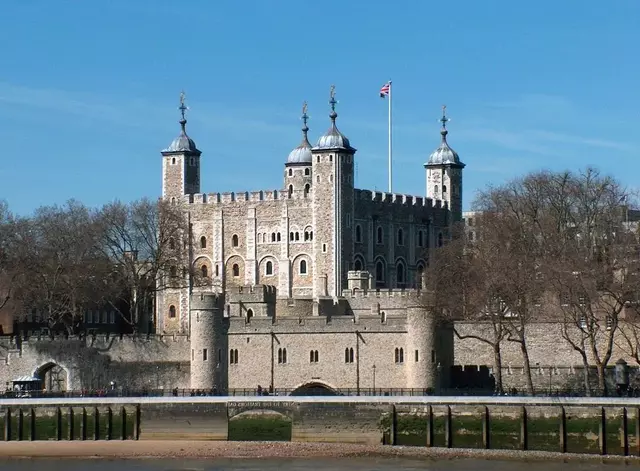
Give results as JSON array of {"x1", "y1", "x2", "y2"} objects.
[
  {"x1": 313, "y1": 85, "x2": 354, "y2": 151},
  {"x1": 162, "y1": 92, "x2": 201, "y2": 155},
  {"x1": 286, "y1": 102, "x2": 313, "y2": 165},
  {"x1": 425, "y1": 106, "x2": 464, "y2": 167},
  {"x1": 163, "y1": 121, "x2": 200, "y2": 153}
]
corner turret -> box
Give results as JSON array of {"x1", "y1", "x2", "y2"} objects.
[
  {"x1": 162, "y1": 92, "x2": 202, "y2": 201},
  {"x1": 424, "y1": 106, "x2": 465, "y2": 222},
  {"x1": 189, "y1": 293, "x2": 227, "y2": 392}
]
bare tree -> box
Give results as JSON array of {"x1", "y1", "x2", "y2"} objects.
[
  {"x1": 13, "y1": 200, "x2": 105, "y2": 334},
  {"x1": 0, "y1": 200, "x2": 15, "y2": 313},
  {"x1": 96, "y1": 198, "x2": 205, "y2": 333},
  {"x1": 425, "y1": 224, "x2": 511, "y2": 394},
  {"x1": 535, "y1": 168, "x2": 636, "y2": 395},
  {"x1": 473, "y1": 175, "x2": 557, "y2": 394}
]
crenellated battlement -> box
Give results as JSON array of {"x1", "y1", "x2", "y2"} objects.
[
  {"x1": 340, "y1": 287, "x2": 423, "y2": 299},
  {"x1": 227, "y1": 284, "x2": 277, "y2": 304},
  {"x1": 183, "y1": 188, "x2": 304, "y2": 205},
  {"x1": 1, "y1": 333, "x2": 191, "y2": 350},
  {"x1": 355, "y1": 189, "x2": 446, "y2": 209}
]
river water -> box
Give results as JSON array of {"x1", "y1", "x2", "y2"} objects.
[{"x1": 0, "y1": 458, "x2": 627, "y2": 471}]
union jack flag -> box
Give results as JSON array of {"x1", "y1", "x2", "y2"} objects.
[{"x1": 380, "y1": 82, "x2": 390, "y2": 98}]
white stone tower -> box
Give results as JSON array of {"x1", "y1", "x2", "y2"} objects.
[
  {"x1": 161, "y1": 92, "x2": 202, "y2": 201},
  {"x1": 189, "y1": 293, "x2": 227, "y2": 392},
  {"x1": 405, "y1": 306, "x2": 437, "y2": 390},
  {"x1": 424, "y1": 106, "x2": 465, "y2": 222},
  {"x1": 311, "y1": 86, "x2": 356, "y2": 298}
]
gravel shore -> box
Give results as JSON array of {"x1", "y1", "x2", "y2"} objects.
[{"x1": 0, "y1": 441, "x2": 639, "y2": 463}]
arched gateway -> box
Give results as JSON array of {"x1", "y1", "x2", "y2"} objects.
[
  {"x1": 289, "y1": 381, "x2": 339, "y2": 396},
  {"x1": 34, "y1": 362, "x2": 68, "y2": 392}
]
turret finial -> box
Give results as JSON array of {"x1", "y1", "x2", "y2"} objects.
[
  {"x1": 440, "y1": 105, "x2": 450, "y2": 140},
  {"x1": 302, "y1": 101, "x2": 309, "y2": 130},
  {"x1": 301, "y1": 101, "x2": 310, "y2": 144},
  {"x1": 329, "y1": 84, "x2": 338, "y2": 122},
  {"x1": 179, "y1": 90, "x2": 189, "y2": 132}
]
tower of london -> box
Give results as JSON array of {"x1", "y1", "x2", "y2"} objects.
[
  {"x1": 155, "y1": 86, "x2": 462, "y2": 393},
  {"x1": 3, "y1": 87, "x2": 635, "y2": 396}
]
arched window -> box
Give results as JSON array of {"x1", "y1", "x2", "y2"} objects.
[
  {"x1": 232, "y1": 264, "x2": 240, "y2": 277},
  {"x1": 344, "y1": 347, "x2": 354, "y2": 363},
  {"x1": 168, "y1": 305, "x2": 176, "y2": 318},
  {"x1": 169, "y1": 237, "x2": 175, "y2": 250},
  {"x1": 394, "y1": 347, "x2": 405, "y2": 364},
  {"x1": 169, "y1": 266, "x2": 177, "y2": 278},
  {"x1": 278, "y1": 347, "x2": 288, "y2": 364},
  {"x1": 257, "y1": 233, "x2": 262, "y2": 243},
  {"x1": 416, "y1": 264, "x2": 425, "y2": 288},
  {"x1": 230, "y1": 349, "x2": 239, "y2": 364},
  {"x1": 354, "y1": 258, "x2": 363, "y2": 271},
  {"x1": 304, "y1": 168, "x2": 310, "y2": 176},
  {"x1": 397, "y1": 228, "x2": 404, "y2": 245},
  {"x1": 266, "y1": 261, "x2": 273, "y2": 275},
  {"x1": 232, "y1": 234, "x2": 239, "y2": 247},
  {"x1": 247, "y1": 309, "x2": 253, "y2": 320},
  {"x1": 290, "y1": 232, "x2": 294, "y2": 241},
  {"x1": 277, "y1": 232, "x2": 281, "y2": 242},
  {"x1": 434, "y1": 185, "x2": 438, "y2": 194},
  {"x1": 288, "y1": 185, "x2": 293, "y2": 197},
  {"x1": 355, "y1": 225, "x2": 362, "y2": 243},
  {"x1": 288, "y1": 168, "x2": 293, "y2": 177},
  {"x1": 200, "y1": 236, "x2": 207, "y2": 249},
  {"x1": 418, "y1": 230, "x2": 424, "y2": 247},
  {"x1": 300, "y1": 260, "x2": 307, "y2": 275},
  {"x1": 304, "y1": 184, "x2": 310, "y2": 197},
  {"x1": 376, "y1": 226, "x2": 383, "y2": 244},
  {"x1": 172, "y1": 157, "x2": 176, "y2": 165},
  {"x1": 442, "y1": 184, "x2": 447, "y2": 194},
  {"x1": 271, "y1": 233, "x2": 276, "y2": 242},
  {"x1": 295, "y1": 232, "x2": 300, "y2": 241},
  {"x1": 438, "y1": 232, "x2": 444, "y2": 247},
  {"x1": 375, "y1": 260, "x2": 385, "y2": 284},
  {"x1": 310, "y1": 350, "x2": 319, "y2": 363},
  {"x1": 396, "y1": 262, "x2": 405, "y2": 286},
  {"x1": 201, "y1": 265, "x2": 208, "y2": 278}
]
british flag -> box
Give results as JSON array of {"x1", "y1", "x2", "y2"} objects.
[{"x1": 380, "y1": 82, "x2": 390, "y2": 98}]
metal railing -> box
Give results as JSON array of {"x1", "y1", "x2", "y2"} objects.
[{"x1": 3, "y1": 386, "x2": 640, "y2": 399}]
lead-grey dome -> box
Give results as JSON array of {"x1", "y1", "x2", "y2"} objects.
[
  {"x1": 287, "y1": 105, "x2": 313, "y2": 164},
  {"x1": 163, "y1": 119, "x2": 200, "y2": 154},
  {"x1": 425, "y1": 107, "x2": 464, "y2": 167},
  {"x1": 426, "y1": 129, "x2": 461, "y2": 165},
  {"x1": 315, "y1": 122, "x2": 352, "y2": 150},
  {"x1": 287, "y1": 141, "x2": 312, "y2": 164},
  {"x1": 313, "y1": 86, "x2": 355, "y2": 151}
]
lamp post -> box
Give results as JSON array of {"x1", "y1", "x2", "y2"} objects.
[{"x1": 372, "y1": 364, "x2": 376, "y2": 393}]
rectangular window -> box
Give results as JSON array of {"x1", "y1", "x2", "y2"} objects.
[
  {"x1": 415, "y1": 350, "x2": 419, "y2": 362},
  {"x1": 109, "y1": 311, "x2": 115, "y2": 324},
  {"x1": 431, "y1": 350, "x2": 436, "y2": 363},
  {"x1": 203, "y1": 349, "x2": 208, "y2": 361},
  {"x1": 101, "y1": 311, "x2": 107, "y2": 324}
]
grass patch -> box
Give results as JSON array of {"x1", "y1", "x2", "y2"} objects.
[{"x1": 228, "y1": 414, "x2": 292, "y2": 442}]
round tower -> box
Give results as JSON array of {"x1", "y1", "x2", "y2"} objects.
[
  {"x1": 405, "y1": 306, "x2": 437, "y2": 390},
  {"x1": 190, "y1": 293, "x2": 227, "y2": 392}
]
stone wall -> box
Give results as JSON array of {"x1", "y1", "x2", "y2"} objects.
[
  {"x1": 0, "y1": 335, "x2": 190, "y2": 391},
  {"x1": 452, "y1": 321, "x2": 640, "y2": 392}
]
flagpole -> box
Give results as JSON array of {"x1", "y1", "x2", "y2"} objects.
[{"x1": 388, "y1": 80, "x2": 393, "y2": 193}]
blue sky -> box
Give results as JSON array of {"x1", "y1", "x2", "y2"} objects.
[{"x1": 0, "y1": 1, "x2": 638, "y2": 215}]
